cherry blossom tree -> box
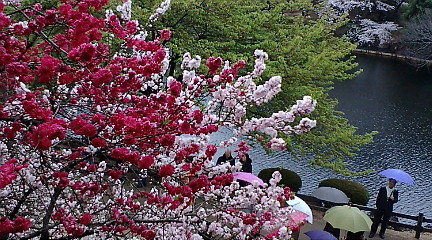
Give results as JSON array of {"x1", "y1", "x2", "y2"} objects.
[
  {"x1": 0, "y1": 0, "x2": 317, "y2": 239},
  {"x1": 325, "y1": 0, "x2": 401, "y2": 48},
  {"x1": 348, "y1": 19, "x2": 400, "y2": 47}
]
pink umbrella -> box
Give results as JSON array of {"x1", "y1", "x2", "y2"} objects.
[
  {"x1": 232, "y1": 172, "x2": 264, "y2": 186},
  {"x1": 289, "y1": 211, "x2": 309, "y2": 226}
]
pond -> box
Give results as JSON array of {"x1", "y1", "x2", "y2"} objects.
[{"x1": 211, "y1": 54, "x2": 432, "y2": 221}]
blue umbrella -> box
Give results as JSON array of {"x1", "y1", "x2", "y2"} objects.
[
  {"x1": 304, "y1": 230, "x2": 337, "y2": 240},
  {"x1": 378, "y1": 169, "x2": 415, "y2": 185}
]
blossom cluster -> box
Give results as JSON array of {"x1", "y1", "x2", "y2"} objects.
[
  {"x1": 326, "y1": 0, "x2": 374, "y2": 14},
  {"x1": 348, "y1": 19, "x2": 400, "y2": 47},
  {"x1": 0, "y1": 0, "x2": 316, "y2": 239},
  {"x1": 325, "y1": 0, "x2": 400, "y2": 47}
]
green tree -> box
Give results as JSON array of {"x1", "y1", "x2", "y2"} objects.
[
  {"x1": 134, "y1": 0, "x2": 375, "y2": 175},
  {"x1": 403, "y1": 0, "x2": 432, "y2": 18}
]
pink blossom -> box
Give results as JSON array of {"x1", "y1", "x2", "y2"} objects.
[{"x1": 160, "y1": 29, "x2": 171, "y2": 41}]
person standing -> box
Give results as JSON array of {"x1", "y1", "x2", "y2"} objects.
[
  {"x1": 216, "y1": 149, "x2": 235, "y2": 166},
  {"x1": 369, "y1": 178, "x2": 398, "y2": 239}
]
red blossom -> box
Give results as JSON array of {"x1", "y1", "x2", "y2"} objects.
[
  {"x1": 91, "y1": 68, "x2": 113, "y2": 86},
  {"x1": 45, "y1": 10, "x2": 57, "y2": 25},
  {"x1": 123, "y1": 134, "x2": 137, "y2": 145},
  {"x1": 22, "y1": 100, "x2": 53, "y2": 121},
  {"x1": 109, "y1": 170, "x2": 123, "y2": 179},
  {"x1": 69, "y1": 118, "x2": 98, "y2": 138},
  {"x1": 159, "y1": 29, "x2": 171, "y2": 41},
  {"x1": 188, "y1": 176, "x2": 210, "y2": 193},
  {"x1": 111, "y1": 148, "x2": 130, "y2": 160},
  {"x1": 158, "y1": 164, "x2": 175, "y2": 177},
  {"x1": 59, "y1": 73, "x2": 76, "y2": 85},
  {"x1": 205, "y1": 145, "x2": 217, "y2": 159},
  {"x1": 12, "y1": 217, "x2": 32, "y2": 232},
  {"x1": 193, "y1": 110, "x2": 204, "y2": 124},
  {"x1": 159, "y1": 134, "x2": 175, "y2": 147},
  {"x1": 168, "y1": 80, "x2": 182, "y2": 97},
  {"x1": 0, "y1": 216, "x2": 31, "y2": 237},
  {"x1": 179, "y1": 121, "x2": 192, "y2": 134},
  {"x1": 138, "y1": 156, "x2": 154, "y2": 169},
  {"x1": 79, "y1": 213, "x2": 92, "y2": 225},
  {"x1": 38, "y1": 56, "x2": 61, "y2": 84},
  {"x1": 0, "y1": 0, "x2": 312, "y2": 237},
  {"x1": 87, "y1": 164, "x2": 97, "y2": 172},
  {"x1": 126, "y1": 21, "x2": 138, "y2": 35},
  {"x1": 206, "y1": 57, "x2": 223, "y2": 75},
  {"x1": 0, "y1": 159, "x2": 27, "y2": 189},
  {"x1": 0, "y1": 13, "x2": 10, "y2": 30},
  {"x1": 68, "y1": 43, "x2": 97, "y2": 62}
]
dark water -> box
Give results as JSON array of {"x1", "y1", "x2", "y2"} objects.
[
  {"x1": 330, "y1": 55, "x2": 432, "y2": 220},
  {"x1": 211, "y1": 55, "x2": 432, "y2": 222}
]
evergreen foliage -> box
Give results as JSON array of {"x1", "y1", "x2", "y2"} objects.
[
  {"x1": 403, "y1": 0, "x2": 432, "y2": 18},
  {"x1": 258, "y1": 168, "x2": 302, "y2": 192},
  {"x1": 319, "y1": 178, "x2": 370, "y2": 205}
]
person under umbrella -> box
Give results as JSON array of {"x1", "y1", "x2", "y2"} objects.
[
  {"x1": 323, "y1": 222, "x2": 340, "y2": 239},
  {"x1": 368, "y1": 178, "x2": 398, "y2": 239},
  {"x1": 346, "y1": 231, "x2": 365, "y2": 240},
  {"x1": 323, "y1": 205, "x2": 372, "y2": 234},
  {"x1": 304, "y1": 230, "x2": 338, "y2": 240}
]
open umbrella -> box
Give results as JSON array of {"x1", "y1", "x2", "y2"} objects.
[
  {"x1": 304, "y1": 230, "x2": 337, "y2": 240},
  {"x1": 323, "y1": 205, "x2": 372, "y2": 233},
  {"x1": 288, "y1": 211, "x2": 309, "y2": 226},
  {"x1": 232, "y1": 172, "x2": 264, "y2": 186},
  {"x1": 286, "y1": 196, "x2": 313, "y2": 224},
  {"x1": 378, "y1": 169, "x2": 415, "y2": 185},
  {"x1": 311, "y1": 187, "x2": 349, "y2": 204}
]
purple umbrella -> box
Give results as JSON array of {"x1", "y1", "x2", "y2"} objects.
[
  {"x1": 378, "y1": 169, "x2": 415, "y2": 185},
  {"x1": 232, "y1": 172, "x2": 264, "y2": 186},
  {"x1": 304, "y1": 230, "x2": 337, "y2": 240}
]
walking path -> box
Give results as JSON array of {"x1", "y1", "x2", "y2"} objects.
[{"x1": 296, "y1": 210, "x2": 432, "y2": 240}]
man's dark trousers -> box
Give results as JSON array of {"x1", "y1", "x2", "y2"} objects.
[{"x1": 371, "y1": 207, "x2": 391, "y2": 235}]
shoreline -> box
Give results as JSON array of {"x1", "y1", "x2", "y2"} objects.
[{"x1": 353, "y1": 48, "x2": 432, "y2": 66}]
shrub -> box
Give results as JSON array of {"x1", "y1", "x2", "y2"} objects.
[
  {"x1": 319, "y1": 178, "x2": 370, "y2": 205},
  {"x1": 258, "y1": 168, "x2": 302, "y2": 192}
]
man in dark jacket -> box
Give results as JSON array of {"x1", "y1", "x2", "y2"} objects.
[
  {"x1": 216, "y1": 149, "x2": 235, "y2": 166},
  {"x1": 369, "y1": 178, "x2": 399, "y2": 239}
]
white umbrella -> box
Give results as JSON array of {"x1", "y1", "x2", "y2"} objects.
[{"x1": 286, "y1": 196, "x2": 313, "y2": 224}]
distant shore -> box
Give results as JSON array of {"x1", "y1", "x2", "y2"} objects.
[{"x1": 353, "y1": 48, "x2": 432, "y2": 66}]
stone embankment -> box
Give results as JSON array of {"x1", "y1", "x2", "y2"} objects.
[{"x1": 353, "y1": 49, "x2": 432, "y2": 66}]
